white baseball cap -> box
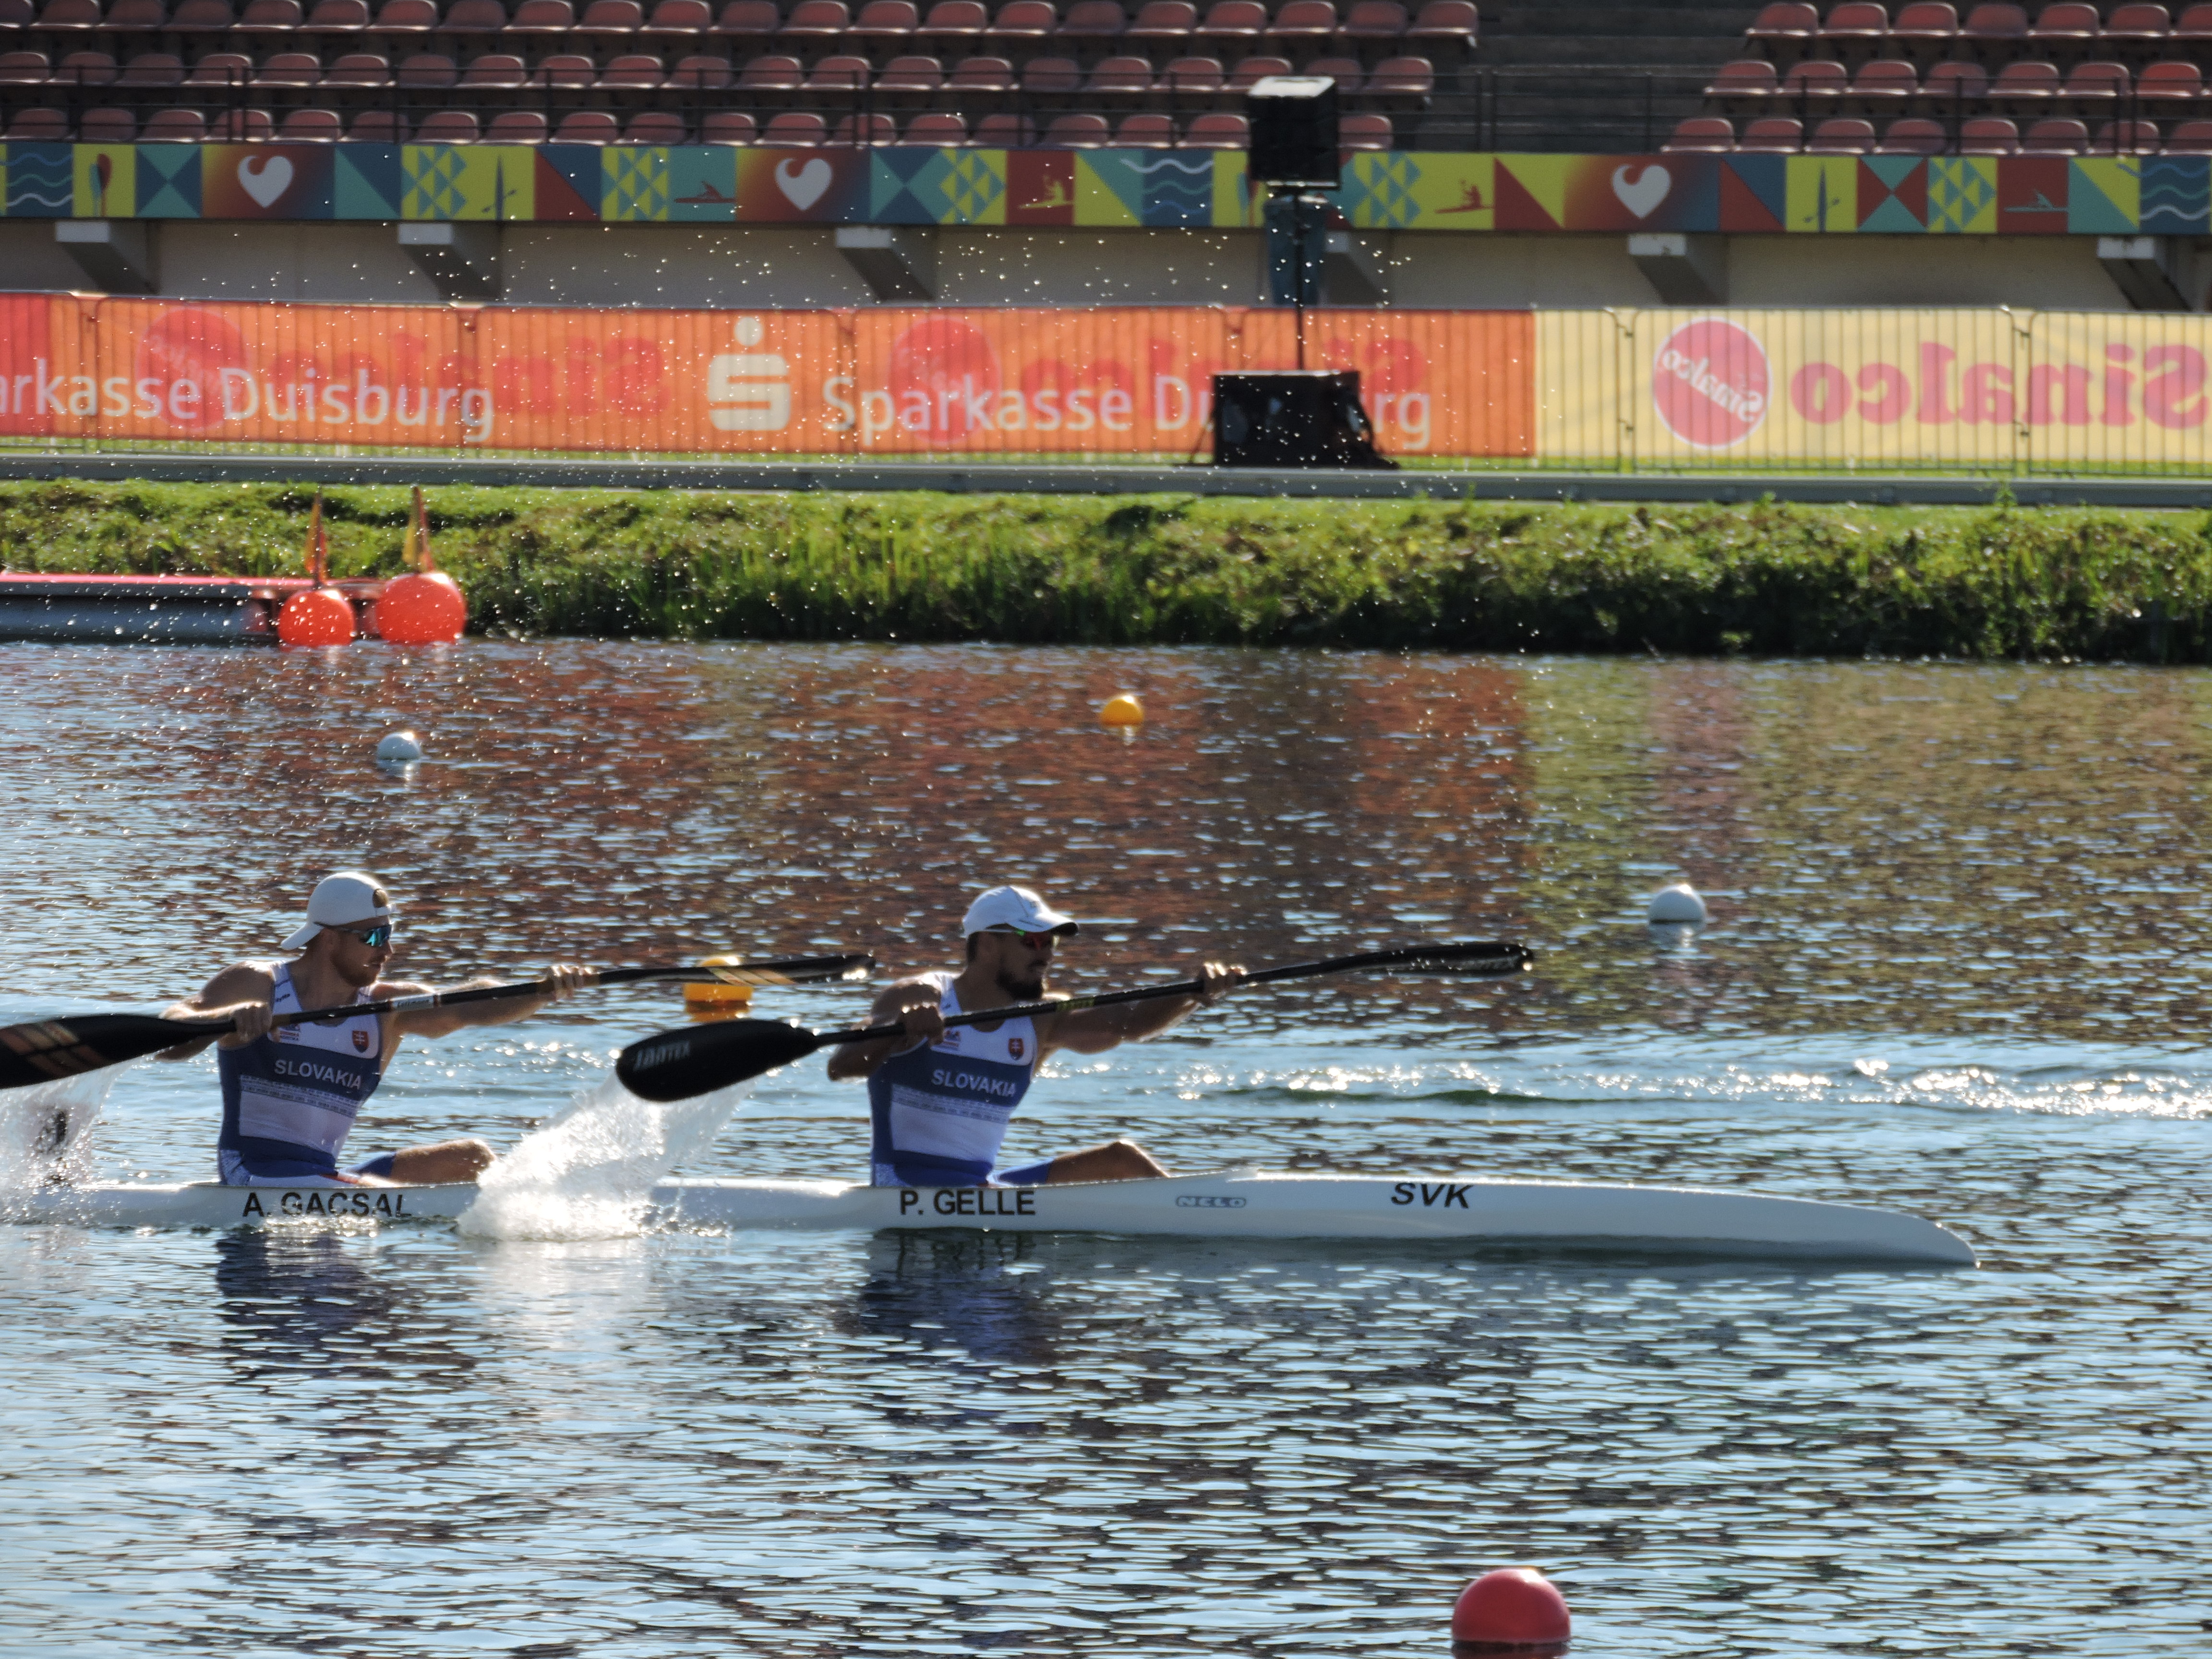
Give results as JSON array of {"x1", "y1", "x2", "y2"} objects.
[
  {"x1": 961, "y1": 885, "x2": 1080, "y2": 938},
  {"x1": 281, "y1": 871, "x2": 399, "y2": 951}
]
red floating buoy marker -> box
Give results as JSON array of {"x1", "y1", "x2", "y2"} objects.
[
  {"x1": 277, "y1": 587, "x2": 354, "y2": 646},
  {"x1": 1451, "y1": 1567, "x2": 1571, "y2": 1652},
  {"x1": 375, "y1": 485, "x2": 467, "y2": 644}
]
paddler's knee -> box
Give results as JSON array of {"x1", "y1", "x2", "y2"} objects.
[{"x1": 452, "y1": 1138, "x2": 495, "y2": 1177}]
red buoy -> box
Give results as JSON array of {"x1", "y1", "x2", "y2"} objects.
[
  {"x1": 1451, "y1": 1568, "x2": 1571, "y2": 1649},
  {"x1": 277, "y1": 587, "x2": 354, "y2": 647},
  {"x1": 375, "y1": 570, "x2": 467, "y2": 644}
]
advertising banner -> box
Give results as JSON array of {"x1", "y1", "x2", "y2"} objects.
[{"x1": 0, "y1": 297, "x2": 1535, "y2": 459}]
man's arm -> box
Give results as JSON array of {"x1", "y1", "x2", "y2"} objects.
[
  {"x1": 157, "y1": 963, "x2": 277, "y2": 1060},
  {"x1": 382, "y1": 965, "x2": 592, "y2": 1039},
  {"x1": 826, "y1": 978, "x2": 945, "y2": 1081},
  {"x1": 1041, "y1": 962, "x2": 1242, "y2": 1058}
]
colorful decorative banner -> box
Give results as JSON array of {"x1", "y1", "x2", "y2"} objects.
[{"x1": 0, "y1": 144, "x2": 2195, "y2": 232}]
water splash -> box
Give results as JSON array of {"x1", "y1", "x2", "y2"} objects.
[
  {"x1": 457, "y1": 1069, "x2": 754, "y2": 1240},
  {"x1": 0, "y1": 1070, "x2": 115, "y2": 1202}
]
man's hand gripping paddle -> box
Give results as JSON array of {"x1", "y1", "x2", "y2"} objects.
[
  {"x1": 0, "y1": 955, "x2": 876, "y2": 1091},
  {"x1": 613, "y1": 941, "x2": 1533, "y2": 1104}
]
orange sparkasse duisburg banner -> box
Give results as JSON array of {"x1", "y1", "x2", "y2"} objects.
[{"x1": 0, "y1": 297, "x2": 1538, "y2": 460}]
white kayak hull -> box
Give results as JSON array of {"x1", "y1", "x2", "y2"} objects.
[{"x1": 4, "y1": 1170, "x2": 1976, "y2": 1264}]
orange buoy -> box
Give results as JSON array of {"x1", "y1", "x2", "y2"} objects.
[
  {"x1": 277, "y1": 587, "x2": 354, "y2": 647},
  {"x1": 1100, "y1": 694, "x2": 1144, "y2": 727},
  {"x1": 375, "y1": 570, "x2": 468, "y2": 644},
  {"x1": 1451, "y1": 1568, "x2": 1571, "y2": 1650}
]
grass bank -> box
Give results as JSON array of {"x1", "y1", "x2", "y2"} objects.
[{"x1": 4, "y1": 479, "x2": 2212, "y2": 661}]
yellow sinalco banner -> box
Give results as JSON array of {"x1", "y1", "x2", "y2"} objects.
[{"x1": 1538, "y1": 309, "x2": 2212, "y2": 470}]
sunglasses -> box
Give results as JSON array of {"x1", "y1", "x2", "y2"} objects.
[
  {"x1": 334, "y1": 923, "x2": 394, "y2": 949},
  {"x1": 990, "y1": 927, "x2": 1060, "y2": 950}
]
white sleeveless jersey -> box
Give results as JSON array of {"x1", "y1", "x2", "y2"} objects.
[{"x1": 866, "y1": 972, "x2": 1041, "y2": 1186}]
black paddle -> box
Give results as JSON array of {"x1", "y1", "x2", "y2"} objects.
[
  {"x1": 614, "y1": 941, "x2": 1533, "y2": 1104},
  {"x1": 0, "y1": 953, "x2": 876, "y2": 1091}
]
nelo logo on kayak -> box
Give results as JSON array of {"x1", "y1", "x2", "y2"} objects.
[
  {"x1": 1175, "y1": 1194, "x2": 1247, "y2": 1209},
  {"x1": 238, "y1": 1188, "x2": 409, "y2": 1218},
  {"x1": 1392, "y1": 1181, "x2": 1473, "y2": 1209}
]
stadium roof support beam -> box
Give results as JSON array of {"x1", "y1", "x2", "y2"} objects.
[
  {"x1": 55, "y1": 221, "x2": 157, "y2": 295},
  {"x1": 399, "y1": 222, "x2": 503, "y2": 302},
  {"x1": 1629, "y1": 233, "x2": 1728, "y2": 306},
  {"x1": 2097, "y1": 237, "x2": 2205, "y2": 313},
  {"x1": 1323, "y1": 232, "x2": 1390, "y2": 306},
  {"x1": 836, "y1": 226, "x2": 938, "y2": 302}
]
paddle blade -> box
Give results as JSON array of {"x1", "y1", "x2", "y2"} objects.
[
  {"x1": 1392, "y1": 942, "x2": 1535, "y2": 976},
  {"x1": 0, "y1": 1013, "x2": 221, "y2": 1091},
  {"x1": 614, "y1": 1018, "x2": 826, "y2": 1104},
  {"x1": 694, "y1": 953, "x2": 874, "y2": 987}
]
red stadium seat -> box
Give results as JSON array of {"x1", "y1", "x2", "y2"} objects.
[
  {"x1": 279, "y1": 105, "x2": 344, "y2": 137},
  {"x1": 876, "y1": 51, "x2": 941, "y2": 90},
  {"x1": 806, "y1": 49, "x2": 871, "y2": 89},
  {"x1": 1663, "y1": 115, "x2": 1734, "y2": 151},
  {"x1": 489, "y1": 108, "x2": 552, "y2": 138},
  {"x1": 971, "y1": 109, "x2": 1034, "y2": 141},
  {"x1": 120, "y1": 51, "x2": 184, "y2": 83},
  {"x1": 80, "y1": 105, "x2": 138, "y2": 139},
  {"x1": 1305, "y1": 53, "x2": 1363, "y2": 90},
  {"x1": 369, "y1": 0, "x2": 435, "y2": 31},
  {"x1": 1124, "y1": 0, "x2": 1196, "y2": 47},
  {"x1": 533, "y1": 49, "x2": 594, "y2": 83},
  {"x1": 1266, "y1": 0, "x2": 1337, "y2": 50},
  {"x1": 918, "y1": 0, "x2": 986, "y2": 50},
  {"x1": 554, "y1": 107, "x2": 619, "y2": 137},
  {"x1": 834, "y1": 110, "x2": 895, "y2": 141},
  {"x1": 1704, "y1": 57, "x2": 1778, "y2": 108},
  {"x1": 1158, "y1": 53, "x2": 1220, "y2": 93},
  {"x1": 56, "y1": 47, "x2": 119, "y2": 80},
  {"x1": 1850, "y1": 57, "x2": 1918, "y2": 113},
  {"x1": 5, "y1": 107, "x2": 71, "y2": 137},
  {"x1": 985, "y1": 0, "x2": 1055, "y2": 48},
  {"x1": 626, "y1": 108, "x2": 687, "y2": 139},
  {"x1": 1779, "y1": 57, "x2": 1849, "y2": 102},
  {"x1": 1365, "y1": 53, "x2": 1429, "y2": 99},
  {"x1": 40, "y1": 0, "x2": 103, "y2": 32},
  {"x1": 1060, "y1": 0, "x2": 1127, "y2": 49},
  {"x1": 949, "y1": 51, "x2": 1015, "y2": 88},
  {"x1": 2104, "y1": 2, "x2": 2172, "y2": 47},
  {"x1": 462, "y1": 51, "x2": 529, "y2": 84},
  {"x1": 1043, "y1": 109, "x2": 1110, "y2": 142},
  {"x1": 2025, "y1": 0, "x2": 2098, "y2": 54},
  {"x1": 1745, "y1": 0, "x2": 1817, "y2": 55},
  {"x1": 1086, "y1": 53, "x2": 1152, "y2": 92},
  {"x1": 1960, "y1": 2, "x2": 2028, "y2": 56},
  {"x1": 698, "y1": 107, "x2": 757, "y2": 137},
  {"x1": 644, "y1": 0, "x2": 714, "y2": 36},
  {"x1": 762, "y1": 108, "x2": 829, "y2": 140},
  {"x1": 668, "y1": 51, "x2": 733, "y2": 84},
  {"x1": 1337, "y1": 0, "x2": 1406, "y2": 48},
  {"x1": 2062, "y1": 59, "x2": 2128, "y2": 109},
  {"x1": 2095, "y1": 117, "x2": 2158, "y2": 149},
  {"x1": 143, "y1": 106, "x2": 212, "y2": 137},
  {"x1": 601, "y1": 49, "x2": 666, "y2": 82},
  {"x1": 1227, "y1": 51, "x2": 1288, "y2": 86},
  {"x1": 1195, "y1": 0, "x2": 1265, "y2": 49},
  {"x1": 2136, "y1": 58, "x2": 2200, "y2": 108},
  {"x1": 1819, "y1": 1, "x2": 1889, "y2": 60},
  {"x1": 849, "y1": 0, "x2": 920, "y2": 48},
  {"x1": 0, "y1": 0, "x2": 31, "y2": 17},
  {"x1": 578, "y1": 0, "x2": 646, "y2": 36},
  {"x1": 1403, "y1": 0, "x2": 1474, "y2": 51},
  {"x1": 327, "y1": 49, "x2": 396, "y2": 82},
  {"x1": 443, "y1": 0, "x2": 509, "y2": 30},
  {"x1": 1734, "y1": 114, "x2": 1803, "y2": 149},
  {"x1": 507, "y1": 0, "x2": 577, "y2": 35},
  {"x1": 1117, "y1": 110, "x2": 1175, "y2": 143},
  {"x1": 780, "y1": 0, "x2": 851, "y2": 43},
  {"x1": 169, "y1": 0, "x2": 234, "y2": 31},
  {"x1": 234, "y1": 0, "x2": 302, "y2": 32},
  {"x1": 184, "y1": 48, "x2": 252, "y2": 83},
  {"x1": 1807, "y1": 114, "x2": 1876, "y2": 149},
  {"x1": 1958, "y1": 112, "x2": 2019, "y2": 149},
  {"x1": 712, "y1": 0, "x2": 780, "y2": 40},
  {"x1": 1179, "y1": 108, "x2": 1245, "y2": 143},
  {"x1": 349, "y1": 107, "x2": 407, "y2": 136},
  {"x1": 2021, "y1": 114, "x2": 2087, "y2": 148},
  {"x1": 1887, "y1": 0, "x2": 1958, "y2": 57},
  {"x1": 1338, "y1": 108, "x2": 1389, "y2": 144},
  {"x1": 2164, "y1": 116, "x2": 2212, "y2": 149},
  {"x1": 304, "y1": 0, "x2": 368, "y2": 30},
  {"x1": 738, "y1": 51, "x2": 805, "y2": 86},
  {"x1": 903, "y1": 108, "x2": 968, "y2": 139},
  {"x1": 258, "y1": 48, "x2": 323, "y2": 81},
  {"x1": 1922, "y1": 57, "x2": 1987, "y2": 104},
  {"x1": 1875, "y1": 114, "x2": 1947, "y2": 149},
  {"x1": 0, "y1": 51, "x2": 50, "y2": 82},
  {"x1": 1990, "y1": 57, "x2": 2060, "y2": 108}
]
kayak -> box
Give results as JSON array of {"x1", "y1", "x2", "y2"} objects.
[{"x1": 3, "y1": 1170, "x2": 1977, "y2": 1264}]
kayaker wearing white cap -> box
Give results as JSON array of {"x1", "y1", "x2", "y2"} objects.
[
  {"x1": 158, "y1": 871, "x2": 589, "y2": 1188},
  {"x1": 828, "y1": 885, "x2": 1241, "y2": 1187}
]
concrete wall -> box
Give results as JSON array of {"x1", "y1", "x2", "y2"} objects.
[{"x1": 0, "y1": 217, "x2": 2153, "y2": 311}]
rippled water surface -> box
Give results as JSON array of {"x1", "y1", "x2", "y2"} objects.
[{"x1": 2, "y1": 643, "x2": 2208, "y2": 1658}]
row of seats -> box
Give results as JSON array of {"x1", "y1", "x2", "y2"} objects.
[
  {"x1": 0, "y1": 0, "x2": 1479, "y2": 60},
  {"x1": 0, "y1": 96, "x2": 1395, "y2": 135},
  {"x1": 1745, "y1": 2, "x2": 2212, "y2": 63},
  {"x1": 0, "y1": 43, "x2": 1435, "y2": 93},
  {"x1": 1667, "y1": 108, "x2": 2202, "y2": 146},
  {"x1": 1709, "y1": 52, "x2": 2207, "y2": 102}
]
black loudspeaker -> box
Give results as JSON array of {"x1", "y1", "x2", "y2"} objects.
[
  {"x1": 1246, "y1": 75, "x2": 1340, "y2": 188},
  {"x1": 1212, "y1": 371, "x2": 1398, "y2": 469}
]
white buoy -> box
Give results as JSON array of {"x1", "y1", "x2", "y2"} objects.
[
  {"x1": 375, "y1": 730, "x2": 424, "y2": 764},
  {"x1": 1647, "y1": 883, "x2": 1709, "y2": 925}
]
